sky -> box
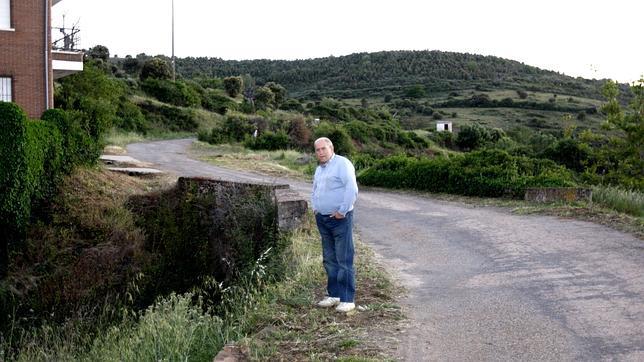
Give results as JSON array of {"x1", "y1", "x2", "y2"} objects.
[{"x1": 52, "y1": 0, "x2": 643, "y2": 83}]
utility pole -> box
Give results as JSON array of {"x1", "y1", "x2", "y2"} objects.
[{"x1": 172, "y1": 0, "x2": 175, "y2": 81}]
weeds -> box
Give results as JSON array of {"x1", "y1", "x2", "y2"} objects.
[{"x1": 591, "y1": 185, "x2": 644, "y2": 217}]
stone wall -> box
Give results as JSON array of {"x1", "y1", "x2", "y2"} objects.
[
  {"x1": 524, "y1": 187, "x2": 592, "y2": 203},
  {"x1": 177, "y1": 177, "x2": 307, "y2": 233}
]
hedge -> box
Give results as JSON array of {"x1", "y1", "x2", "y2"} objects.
[
  {"x1": 358, "y1": 149, "x2": 575, "y2": 198},
  {"x1": 1, "y1": 103, "x2": 102, "y2": 277}
]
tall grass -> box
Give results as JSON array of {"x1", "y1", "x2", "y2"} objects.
[
  {"x1": 5, "y1": 221, "x2": 322, "y2": 362},
  {"x1": 81, "y1": 293, "x2": 225, "y2": 362},
  {"x1": 592, "y1": 185, "x2": 644, "y2": 217}
]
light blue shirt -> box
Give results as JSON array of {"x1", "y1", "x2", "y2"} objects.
[{"x1": 312, "y1": 154, "x2": 358, "y2": 216}]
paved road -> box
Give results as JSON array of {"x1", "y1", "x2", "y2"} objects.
[{"x1": 128, "y1": 139, "x2": 644, "y2": 361}]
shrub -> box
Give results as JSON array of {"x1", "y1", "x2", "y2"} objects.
[
  {"x1": 140, "y1": 58, "x2": 172, "y2": 81},
  {"x1": 114, "y1": 97, "x2": 149, "y2": 133},
  {"x1": 0, "y1": 104, "x2": 85, "y2": 277},
  {"x1": 456, "y1": 123, "x2": 491, "y2": 151},
  {"x1": 86, "y1": 45, "x2": 110, "y2": 61},
  {"x1": 223, "y1": 76, "x2": 243, "y2": 98},
  {"x1": 138, "y1": 101, "x2": 198, "y2": 132},
  {"x1": 254, "y1": 86, "x2": 275, "y2": 110},
  {"x1": 542, "y1": 138, "x2": 592, "y2": 172},
  {"x1": 140, "y1": 79, "x2": 201, "y2": 107},
  {"x1": 404, "y1": 84, "x2": 426, "y2": 98},
  {"x1": 287, "y1": 117, "x2": 311, "y2": 150},
  {"x1": 279, "y1": 99, "x2": 304, "y2": 112},
  {"x1": 430, "y1": 130, "x2": 455, "y2": 149},
  {"x1": 0, "y1": 103, "x2": 29, "y2": 276},
  {"x1": 201, "y1": 91, "x2": 237, "y2": 114},
  {"x1": 313, "y1": 123, "x2": 355, "y2": 156},
  {"x1": 246, "y1": 130, "x2": 290, "y2": 150},
  {"x1": 264, "y1": 82, "x2": 287, "y2": 107},
  {"x1": 358, "y1": 149, "x2": 574, "y2": 198}
]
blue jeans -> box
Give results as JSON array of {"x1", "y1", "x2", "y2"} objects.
[{"x1": 315, "y1": 211, "x2": 355, "y2": 303}]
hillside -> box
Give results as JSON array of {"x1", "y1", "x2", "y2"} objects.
[{"x1": 175, "y1": 50, "x2": 615, "y2": 99}]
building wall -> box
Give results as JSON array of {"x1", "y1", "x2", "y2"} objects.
[{"x1": 0, "y1": 0, "x2": 53, "y2": 118}]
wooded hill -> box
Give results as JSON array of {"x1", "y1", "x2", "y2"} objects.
[{"x1": 175, "y1": 50, "x2": 613, "y2": 99}]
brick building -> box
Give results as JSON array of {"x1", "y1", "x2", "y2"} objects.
[{"x1": 0, "y1": 0, "x2": 83, "y2": 118}]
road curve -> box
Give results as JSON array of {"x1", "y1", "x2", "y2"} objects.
[{"x1": 128, "y1": 139, "x2": 644, "y2": 361}]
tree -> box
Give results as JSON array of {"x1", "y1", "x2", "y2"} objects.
[
  {"x1": 404, "y1": 84, "x2": 426, "y2": 98},
  {"x1": 122, "y1": 55, "x2": 141, "y2": 75},
  {"x1": 254, "y1": 86, "x2": 275, "y2": 110},
  {"x1": 600, "y1": 78, "x2": 644, "y2": 188},
  {"x1": 86, "y1": 45, "x2": 110, "y2": 61},
  {"x1": 140, "y1": 58, "x2": 172, "y2": 81},
  {"x1": 455, "y1": 123, "x2": 491, "y2": 151},
  {"x1": 223, "y1": 76, "x2": 243, "y2": 98},
  {"x1": 265, "y1": 82, "x2": 287, "y2": 107}
]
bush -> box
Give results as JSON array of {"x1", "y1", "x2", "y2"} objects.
[
  {"x1": 140, "y1": 58, "x2": 172, "y2": 81},
  {"x1": 0, "y1": 104, "x2": 92, "y2": 277},
  {"x1": 287, "y1": 117, "x2": 311, "y2": 150},
  {"x1": 358, "y1": 149, "x2": 574, "y2": 198},
  {"x1": 313, "y1": 122, "x2": 355, "y2": 156},
  {"x1": 0, "y1": 103, "x2": 30, "y2": 276},
  {"x1": 456, "y1": 123, "x2": 491, "y2": 151},
  {"x1": 429, "y1": 130, "x2": 453, "y2": 149},
  {"x1": 55, "y1": 61, "x2": 121, "y2": 135},
  {"x1": 542, "y1": 138, "x2": 592, "y2": 172},
  {"x1": 279, "y1": 99, "x2": 304, "y2": 112},
  {"x1": 223, "y1": 76, "x2": 243, "y2": 98},
  {"x1": 140, "y1": 79, "x2": 201, "y2": 108},
  {"x1": 114, "y1": 97, "x2": 149, "y2": 134},
  {"x1": 201, "y1": 91, "x2": 237, "y2": 114},
  {"x1": 41, "y1": 108, "x2": 103, "y2": 171},
  {"x1": 246, "y1": 130, "x2": 290, "y2": 150},
  {"x1": 138, "y1": 101, "x2": 198, "y2": 132}
]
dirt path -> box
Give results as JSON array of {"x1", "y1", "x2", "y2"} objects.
[{"x1": 128, "y1": 139, "x2": 644, "y2": 361}]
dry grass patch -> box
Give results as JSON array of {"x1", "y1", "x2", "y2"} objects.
[
  {"x1": 190, "y1": 141, "x2": 314, "y2": 181},
  {"x1": 235, "y1": 217, "x2": 405, "y2": 361}
]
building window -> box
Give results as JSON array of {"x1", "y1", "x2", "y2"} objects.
[
  {"x1": 0, "y1": 77, "x2": 12, "y2": 102},
  {"x1": 0, "y1": 0, "x2": 10, "y2": 30}
]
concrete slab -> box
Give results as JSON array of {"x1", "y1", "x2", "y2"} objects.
[
  {"x1": 100, "y1": 155, "x2": 152, "y2": 168},
  {"x1": 107, "y1": 167, "x2": 164, "y2": 177}
]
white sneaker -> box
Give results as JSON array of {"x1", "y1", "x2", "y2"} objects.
[
  {"x1": 317, "y1": 297, "x2": 340, "y2": 307},
  {"x1": 335, "y1": 302, "x2": 355, "y2": 313}
]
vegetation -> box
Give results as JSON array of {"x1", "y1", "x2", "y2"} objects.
[
  {"x1": 1, "y1": 44, "x2": 641, "y2": 360},
  {"x1": 1, "y1": 167, "x2": 400, "y2": 361},
  {"x1": 173, "y1": 50, "x2": 624, "y2": 100}
]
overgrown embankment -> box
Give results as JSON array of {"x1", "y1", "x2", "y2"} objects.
[{"x1": 0, "y1": 164, "x2": 285, "y2": 356}]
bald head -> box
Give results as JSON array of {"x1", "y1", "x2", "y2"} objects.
[{"x1": 314, "y1": 137, "x2": 334, "y2": 164}]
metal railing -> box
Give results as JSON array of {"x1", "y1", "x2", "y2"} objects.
[{"x1": 52, "y1": 26, "x2": 81, "y2": 51}]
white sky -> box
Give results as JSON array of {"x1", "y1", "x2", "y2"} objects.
[{"x1": 52, "y1": 0, "x2": 643, "y2": 83}]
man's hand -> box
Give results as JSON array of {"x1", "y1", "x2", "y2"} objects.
[{"x1": 330, "y1": 211, "x2": 345, "y2": 219}]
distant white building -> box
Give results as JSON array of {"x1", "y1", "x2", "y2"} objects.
[{"x1": 436, "y1": 121, "x2": 453, "y2": 132}]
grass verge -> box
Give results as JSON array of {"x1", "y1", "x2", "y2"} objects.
[
  {"x1": 234, "y1": 215, "x2": 405, "y2": 361},
  {"x1": 190, "y1": 141, "x2": 316, "y2": 181}
]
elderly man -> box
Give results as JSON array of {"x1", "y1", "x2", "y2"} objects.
[{"x1": 312, "y1": 137, "x2": 359, "y2": 313}]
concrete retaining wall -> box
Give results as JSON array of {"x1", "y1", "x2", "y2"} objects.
[
  {"x1": 177, "y1": 177, "x2": 307, "y2": 233},
  {"x1": 524, "y1": 187, "x2": 592, "y2": 203}
]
